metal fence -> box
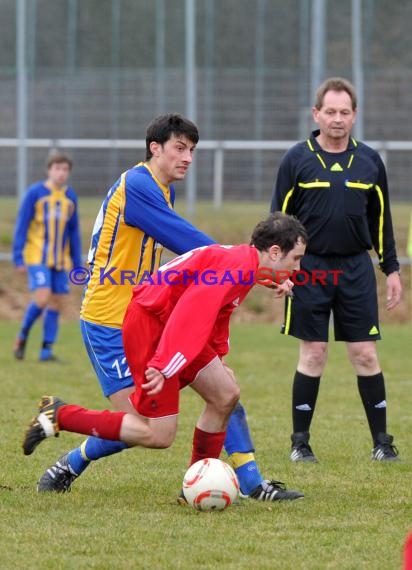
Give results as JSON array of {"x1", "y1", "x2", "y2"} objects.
[
  {"x1": 1, "y1": 137, "x2": 412, "y2": 207},
  {"x1": 1, "y1": 0, "x2": 412, "y2": 206}
]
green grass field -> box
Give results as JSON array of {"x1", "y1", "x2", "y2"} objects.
[
  {"x1": 1, "y1": 198, "x2": 411, "y2": 568},
  {"x1": 1, "y1": 320, "x2": 411, "y2": 570}
]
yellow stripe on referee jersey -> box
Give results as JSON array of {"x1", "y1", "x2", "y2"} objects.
[
  {"x1": 315, "y1": 153, "x2": 327, "y2": 169},
  {"x1": 281, "y1": 188, "x2": 295, "y2": 213},
  {"x1": 345, "y1": 181, "x2": 374, "y2": 190},
  {"x1": 283, "y1": 294, "x2": 293, "y2": 335},
  {"x1": 298, "y1": 181, "x2": 330, "y2": 189},
  {"x1": 375, "y1": 184, "x2": 385, "y2": 262}
]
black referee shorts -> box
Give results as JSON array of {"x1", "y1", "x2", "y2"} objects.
[{"x1": 281, "y1": 251, "x2": 381, "y2": 342}]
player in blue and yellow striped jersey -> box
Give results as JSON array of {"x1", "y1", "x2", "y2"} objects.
[
  {"x1": 36, "y1": 114, "x2": 303, "y2": 502},
  {"x1": 13, "y1": 151, "x2": 82, "y2": 361}
]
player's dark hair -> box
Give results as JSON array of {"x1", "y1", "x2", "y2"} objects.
[
  {"x1": 46, "y1": 149, "x2": 73, "y2": 170},
  {"x1": 145, "y1": 113, "x2": 199, "y2": 160},
  {"x1": 314, "y1": 77, "x2": 357, "y2": 110},
  {"x1": 250, "y1": 212, "x2": 307, "y2": 254}
]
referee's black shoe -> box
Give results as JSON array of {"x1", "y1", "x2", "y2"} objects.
[
  {"x1": 371, "y1": 433, "x2": 400, "y2": 461},
  {"x1": 290, "y1": 431, "x2": 318, "y2": 463}
]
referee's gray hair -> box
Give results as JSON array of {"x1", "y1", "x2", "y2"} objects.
[{"x1": 314, "y1": 77, "x2": 357, "y2": 111}]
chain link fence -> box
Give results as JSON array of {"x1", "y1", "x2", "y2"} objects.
[{"x1": 1, "y1": 0, "x2": 412, "y2": 201}]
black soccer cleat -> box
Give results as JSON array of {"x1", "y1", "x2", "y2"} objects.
[
  {"x1": 246, "y1": 479, "x2": 304, "y2": 501},
  {"x1": 37, "y1": 453, "x2": 78, "y2": 493},
  {"x1": 371, "y1": 432, "x2": 400, "y2": 461},
  {"x1": 14, "y1": 338, "x2": 26, "y2": 360},
  {"x1": 22, "y1": 396, "x2": 66, "y2": 456},
  {"x1": 290, "y1": 431, "x2": 318, "y2": 462}
]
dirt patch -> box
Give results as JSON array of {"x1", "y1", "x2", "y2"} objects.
[{"x1": 0, "y1": 262, "x2": 83, "y2": 322}]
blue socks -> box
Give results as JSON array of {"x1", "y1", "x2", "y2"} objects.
[
  {"x1": 43, "y1": 308, "x2": 59, "y2": 345},
  {"x1": 39, "y1": 308, "x2": 60, "y2": 359},
  {"x1": 19, "y1": 302, "x2": 43, "y2": 340},
  {"x1": 18, "y1": 304, "x2": 60, "y2": 359},
  {"x1": 67, "y1": 437, "x2": 129, "y2": 475},
  {"x1": 224, "y1": 402, "x2": 264, "y2": 495}
]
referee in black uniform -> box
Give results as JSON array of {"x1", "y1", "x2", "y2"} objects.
[{"x1": 271, "y1": 77, "x2": 402, "y2": 462}]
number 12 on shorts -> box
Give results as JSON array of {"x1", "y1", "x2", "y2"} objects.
[{"x1": 111, "y1": 357, "x2": 131, "y2": 379}]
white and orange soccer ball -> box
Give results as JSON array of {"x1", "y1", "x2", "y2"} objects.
[{"x1": 182, "y1": 458, "x2": 240, "y2": 511}]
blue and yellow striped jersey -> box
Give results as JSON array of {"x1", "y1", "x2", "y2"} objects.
[
  {"x1": 13, "y1": 181, "x2": 82, "y2": 270},
  {"x1": 80, "y1": 163, "x2": 214, "y2": 328}
]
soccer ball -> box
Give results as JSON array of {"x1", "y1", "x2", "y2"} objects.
[{"x1": 182, "y1": 458, "x2": 239, "y2": 511}]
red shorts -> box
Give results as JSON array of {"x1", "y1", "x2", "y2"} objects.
[{"x1": 122, "y1": 302, "x2": 217, "y2": 419}]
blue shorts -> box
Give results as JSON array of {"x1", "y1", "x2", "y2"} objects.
[
  {"x1": 80, "y1": 319, "x2": 133, "y2": 397},
  {"x1": 27, "y1": 265, "x2": 69, "y2": 294}
]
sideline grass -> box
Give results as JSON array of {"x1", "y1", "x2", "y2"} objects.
[
  {"x1": 1, "y1": 197, "x2": 411, "y2": 255},
  {"x1": 0, "y1": 321, "x2": 411, "y2": 570}
]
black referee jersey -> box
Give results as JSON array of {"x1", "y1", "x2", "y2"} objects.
[{"x1": 270, "y1": 130, "x2": 399, "y2": 276}]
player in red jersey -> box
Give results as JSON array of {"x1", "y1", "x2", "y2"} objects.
[{"x1": 23, "y1": 213, "x2": 307, "y2": 492}]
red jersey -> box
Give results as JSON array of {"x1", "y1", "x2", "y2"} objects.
[{"x1": 130, "y1": 244, "x2": 259, "y2": 377}]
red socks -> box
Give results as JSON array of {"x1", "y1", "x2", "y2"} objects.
[
  {"x1": 190, "y1": 426, "x2": 226, "y2": 466},
  {"x1": 57, "y1": 408, "x2": 226, "y2": 465},
  {"x1": 58, "y1": 405, "x2": 126, "y2": 440}
]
